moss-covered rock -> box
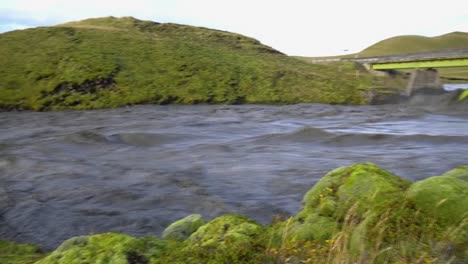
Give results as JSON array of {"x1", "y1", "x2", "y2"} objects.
[
  {"x1": 406, "y1": 173, "x2": 468, "y2": 237},
  {"x1": 0, "y1": 240, "x2": 43, "y2": 264},
  {"x1": 302, "y1": 163, "x2": 411, "y2": 217},
  {"x1": 182, "y1": 215, "x2": 264, "y2": 263},
  {"x1": 36, "y1": 233, "x2": 166, "y2": 264},
  {"x1": 289, "y1": 213, "x2": 338, "y2": 242},
  {"x1": 162, "y1": 214, "x2": 206, "y2": 241},
  {"x1": 276, "y1": 163, "x2": 412, "y2": 256},
  {"x1": 188, "y1": 215, "x2": 262, "y2": 247}
]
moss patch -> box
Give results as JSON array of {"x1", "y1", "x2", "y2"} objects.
[
  {"x1": 162, "y1": 214, "x2": 206, "y2": 241},
  {"x1": 301, "y1": 163, "x2": 411, "y2": 217},
  {"x1": 36, "y1": 233, "x2": 166, "y2": 264},
  {"x1": 407, "y1": 174, "x2": 468, "y2": 236},
  {"x1": 0, "y1": 240, "x2": 43, "y2": 264}
]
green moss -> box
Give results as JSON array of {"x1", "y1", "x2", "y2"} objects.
[
  {"x1": 407, "y1": 175, "x2": 468, "y2": 234},
  {"x1": 162, "y1": 214, "x2": 206, "y2": 241},
  {"x1": 0, "y1": 16, "x2": 374, "y2": 111},
  {"x1": 0, "y1": 240, "x2": 44, "y2": 264},
  {"x1": 36, "y1": 233, "x2": 166, "y2": 264},
  {"x1": 188, "y1": 215, "x2": 262, "y2": 247},
  {"x1": 281, "y1": 163, "x2": 414, "y2": 258},
  {"x1": 290, "y1": 213, "x2": 338, "y2": 242},
  {"x1": 182, "y1": 215, "x2": 264, "y2": 263},
  {"x1": 441, "y1": 165, "x2": 468, "y2": 181},
  {"x1": 287, "y1": 163, "x2": 464, "y2": 261},
  {"x1": 302, "y1": 163, "x2": 411, "y2": 216}
]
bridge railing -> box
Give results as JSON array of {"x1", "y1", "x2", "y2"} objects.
[
  {"x1": 343, "y1": 48, "x2": 468, "y2": 64},
  {"x1": 311, "y1": 49, "x2": 468, "y2": 64}
]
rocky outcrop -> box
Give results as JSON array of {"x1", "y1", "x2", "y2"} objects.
[{"x1": 364, "y1": 87, "x2": 403, "y2": 104}]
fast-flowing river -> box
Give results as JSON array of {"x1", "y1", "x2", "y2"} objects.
[{"x1": 1, "y1": 100, "x2": 467, "y2": 250}]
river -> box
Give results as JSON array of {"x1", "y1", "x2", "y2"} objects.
[{"x1": 1, "y1": 98, "x2": 467, "y2": 250}]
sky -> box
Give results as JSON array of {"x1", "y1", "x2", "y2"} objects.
[{"x1": 1, "y1": 0, "x2": 468, "y2": 56}]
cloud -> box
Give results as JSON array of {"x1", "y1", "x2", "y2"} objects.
[{"x1": 1, "y1": 0, "x2": 467, "y2": 55}]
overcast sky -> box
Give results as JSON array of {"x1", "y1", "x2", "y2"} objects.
[{"x1": 1, "y1": 0, "x2": 468, "y2": 56}]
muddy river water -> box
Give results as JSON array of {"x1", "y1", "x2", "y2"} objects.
[{"x1": 1, "y1": 100, "x2": 467, "y2": 250}]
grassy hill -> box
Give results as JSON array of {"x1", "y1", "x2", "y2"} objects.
[
  {"x1": 0, "y1": 16, "x2": 374, "y2": 111},
  {"x1": 296, "y1": 32, "x2": 468, "y2": 81},
  {"x1": 359, "y1": 31, "x2": 468, "y2": 56}
]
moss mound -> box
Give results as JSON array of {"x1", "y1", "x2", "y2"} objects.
[
  {"x1": 268, "y1": 163, "x2": 467, "y2": 263},
  {"x1": 0, "y1": 16, "x2": 373, "y2": 111},
  {"x1": 187, "y1": 214, "x2": 262, "y2": 247},
  {"x1": 407, "y1": 170, "x2": 468, "y2": 239},
  {"x1": 161, "y1": 214, "x2": 206, "y2": 241},
  {"x1": 441, "y1": 165, "x2": 468, "y2": 181},
  {"x1": 36, "y1": 233, "x2": 166, "y2": 264}
]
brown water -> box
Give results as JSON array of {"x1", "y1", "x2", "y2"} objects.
[{"x1": 1, "y1": 100, "x2": 467, "y2": 250}]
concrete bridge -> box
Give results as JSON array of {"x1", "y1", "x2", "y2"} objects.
[
  {"x1": 315, "y1": 49, "x2": 468, "y2": 95},
  {"x1": 349, "y1": 49, "x2": 468, "y2": 95}
]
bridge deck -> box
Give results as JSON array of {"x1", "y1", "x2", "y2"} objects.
[
  {"x1": 344, "y1": 49, "x2": 468, "y2": 64},
  {"x1": 371, "y1": 58, "x2": 468, "y2": 70},
  {"x1": 341, "y1": 49, "x2": 468, "y2": 70}
]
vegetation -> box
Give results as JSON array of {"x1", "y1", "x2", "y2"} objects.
[
  {"x1": 0, "y1": 16, "x2": 376, "y2": 111},
  {"x1": 0, "y1": 240, "x2": 43, "y2": 264},
  {"x1": 459, "y1": 90, "x2": 468, "y2": 101},
  {"x1": 2, "y1": 163, "x2": 466, "y2": 263}
]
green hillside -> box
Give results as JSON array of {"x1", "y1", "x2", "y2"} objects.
[
  {"x1": 0, "y1": 16, "x2": 373, "y2": 111},
  {"x1": 359, "y1": 31, "x2": 468, "y2": 56}
]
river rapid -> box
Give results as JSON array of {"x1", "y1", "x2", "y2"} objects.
[{"x1": 1, "y1": 99, "x2": 468, "y2": 250}]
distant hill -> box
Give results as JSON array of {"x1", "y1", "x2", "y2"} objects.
[
  {"x1": 0, "y1": 16, "x2": 372, "y2": 110},
  {"x1": 359, "y1": 31, "x2": 468, "y2": 57}
]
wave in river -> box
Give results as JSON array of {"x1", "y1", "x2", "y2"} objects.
[
  {"x1": 250, "y1": 127, "x2": 468, "y2": 146},
  {"x1": 64, "y1": 131, "x2": 189, "y2": 147}
]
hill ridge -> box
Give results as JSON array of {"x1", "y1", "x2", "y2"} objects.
[{"x1": 0, "y1": 16, "x2": 371, "y2": 110}]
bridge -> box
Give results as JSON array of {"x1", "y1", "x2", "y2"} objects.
[
  {"x1": 344, "y1": 49, "x2": 468, "y2": 70},
  {"x1": 347, "y1": 49, "x2": 468, "y2": 95},
  {"x1": 313, "y1": 49, "x2": 468, "y2": 95}
]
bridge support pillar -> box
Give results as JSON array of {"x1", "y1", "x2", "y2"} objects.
[{"x1": 406, "y1": 69, "x2": 443, "y2": 96}]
